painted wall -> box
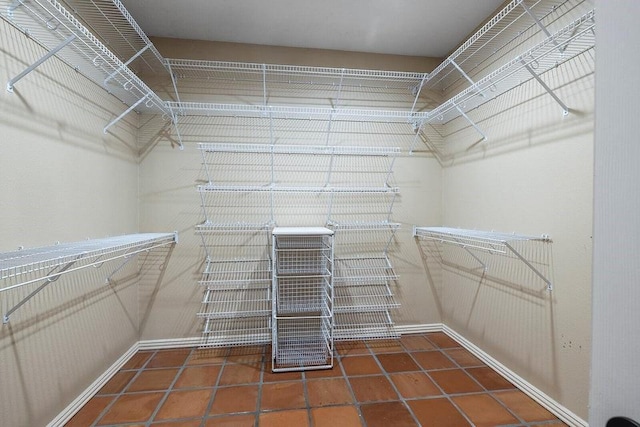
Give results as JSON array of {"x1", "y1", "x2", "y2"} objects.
[
  {"x1": 0, "y1": 18, "x2": 141, "y2": 426},
  {"x1": 589, "y1": 1, "x2": 640, "y2": 425},
  {"x1": 436, "y1": 2, "x2": 594, "y2": 420}
]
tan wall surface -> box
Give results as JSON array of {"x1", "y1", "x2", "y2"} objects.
[{"x1": 0, "y1": 19, "x2": 141, "y2": 426}]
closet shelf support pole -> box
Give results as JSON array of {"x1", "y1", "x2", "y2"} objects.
[
  {"x1": 504, "y1": 242, "x2": 553, "y2": 290},
  {"x1": 104, "y1": 93, "x2": 149, "y2": 134},
  {"x1": 520, "y1": 2, "x2": 562, "y2": 53},
  {"x1": 522, "y1": 61, "x2": 569, "y2": 116},
  {"x1": 451, "y1": 60, "x2": 484, "y2": 98},
  {"x1": 7, "y1": 34, "x2": 76, "y2": 93},
  {"x1": 3, "y1": 257, "x2": 81, "y2": 323},
  {"x1": 104, "y1": 44, "x2": 151, "y2": 85},
  {"x1": 455, "y1": 105, "x2": 488, "y2": 142}
]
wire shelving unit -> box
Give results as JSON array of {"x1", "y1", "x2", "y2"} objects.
[
  {"x1": 0, "y1": 232, "x2": 177, "y2": 323},
  {"x1": 272, "y1": 227, "x2": 334, "y2": 372},
  {"x1": 413, "y1": 226, "x2": 553, "y2": 290}
]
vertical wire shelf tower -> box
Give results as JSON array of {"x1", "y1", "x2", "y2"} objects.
[{"x1": 272, "y1": 227, "x2": 334, "y2": 372}]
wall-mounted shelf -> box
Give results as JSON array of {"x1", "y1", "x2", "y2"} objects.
[
  {"x1": 413, "y1": 226, "x2": 552, "y2": 290},
  {"x1": 0, "y1": 232, "x2": 178, "y2": 323},
  {"x1": 1, "y1": 0, "x2": 181, "y2": 142}
]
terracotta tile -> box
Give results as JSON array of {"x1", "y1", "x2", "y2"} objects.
[
  {"x1": 425, "y1": 333, "x2": 461, "y2": 349},
  {"x1": 412, "y1": 351, "x2": 456, "y2": 370},
  {"x1": 453, "y1": 394, "x2": 519, "y2": 426},
  {"x1": 261, "y1": 381, "x2": 306, "y2": 410},
  {"x1": 218, "y1": 363, "x2": 260, "y2": 385},
  {"x1": 466, "y1": 367, "x2": 516, "y2": 391},
  {"x1": 66, "y1": 396, "x2": 114, "y2": 427},
  {"x1": 429, "y1": 369, "x2": 483, "y2": 394},
  {"x1": 259, "y1": 409, "x2": 309, "y2": 427},
  {"x1": 376, "y1": 353, "x2": 420, "y2": 373},
  {"x1": 307, "y1": 378, "x2": 354, "y2": 407},
  {"x1": 263, "y1": 361, "x2": 303, "y2": 382},
  {"x1": 188, "y1": 348, "x2": 228, "y2": 365},
  {"x1": 494, "y1": 390, "x2": 558, "y2": 422},
  {"x1": 204, "y1": 413, "x2": 256, "y2": 426},
  {"x1": 401, "y1": 335, "x2": 436, "y2": 351},
  {"x1": 335, "y1": 341, "x2": 371, "y2": 356},
  {"x1": 408, "y1": 398, "x2": 471, "y2": 427},
  {"x1": 348, "y1": 375, "x2": 399, "y2": 403},
  {"x1": 368, "y1": 339, "x2": 404, "y2": 354},
  {"x1": 97, "y1": 371, "x2": 136, "y2": 395},
  {"x1": 147, "y1": 349, "x2": 191, "y2": 368},
  {"x1": 341, "y1": 355, "x2": 382, "y2": 376},
  {"x1": 97, "y1": 392, "x2": 164, "y2": 425},
  {"x1": 150, "y1": 421, "x2": 202, "y2": 426},
  {"x1": 389, "y1": 372, "x2": 441, "y2": 399},
  {"x1": 127, "y1": 368, "x2": 179, "y2": 392},
  {"x1": 155, "y1": 389, "x2": 212, "y2": 420},
  {"x1": 226, "y1": 346, "x2": 265, "y2": 364},
  {"x1": 444, "y1": 348, "x2": 484, "y2": 367},
  {"x1": 304, "y1": 361, "x2": 343, "y2": 379},
  {"x1": 361, "y1": 402, "x2": 418, "y2": 427},
  {"x1": 209, "y1": 385, "x2": 258, "y2": 414},
  {"x1": 311, "y1": 406, "x2": 362, "y2": 427},
  {"x1": 122, "y1": 352, "x2": 153, "y2": 370},
  {"x1": 174, "y1": 365, "x2": 221, "y2": 388}
]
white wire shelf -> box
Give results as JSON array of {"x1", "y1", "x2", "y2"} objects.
[
  {"x1": 1, "y1": 0, "x2": 171, "y2": 118},
  {"x1": 333, "y1": 311, "x2": 398, "y2": 341},
  {"x1": 168, "y1": 102, "x2": 427, "y2": 123},
  {"x1": 422, "y1": 9, "x2": 595, "y2": 128},
  {"x1": 273, "y1": 315, "x2": 332, "y2": 371},
  {"x1": 198, "y1": 143, "x2": 400, "y2": 157},
  {"x1": 334, "y1": 256, "x2": 398, "y2": 283},
  {"x1": 334, "y1": 285, "x2": 399, "y2": 313},
  {"x1": 329, "y1": 221, "x2": 401, "y2": 231},
  {"x1": 59, "y1": 0, "x2": 167, "y2": 75},
  {"x1": 196, "y1": 222, "x2": 273, "y2": 233},
  {"x1": 201, "y1": 316, "x2": 271, "y2": 348},
  {"x1": 413, "y1": 226, "x2": 553, "y2": 290},
  {"x1": 197, "y1": 184, "x2": 399, "y2": 194},
  {"x1": 419, "y1": 0, "x2": 584, "y2": 95},
  {"x1": 198, "y1": 287, "x2": 271, "y2": 319},
  {"x1": 0, "y1": 232, "x2": 177, "y2": 323},
  {"x1": 199, "y1": 259, "x2": 272, "y2": 288}
]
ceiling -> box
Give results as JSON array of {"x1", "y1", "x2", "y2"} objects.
[{"x1": 120, "y1": 0, "x2": 505, "y2": 58}]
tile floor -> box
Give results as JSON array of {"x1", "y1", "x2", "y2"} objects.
[{"x1": 65, "y1": 333, "x2": 567, "y2": 426}]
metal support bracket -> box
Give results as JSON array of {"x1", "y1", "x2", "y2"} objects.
[
  {"x1": 7, "y1": 0, "x2": 24, "y2": 19},
  {"x1": 522, "y1": 60, "x2": 569, "y2": 116},
  {"x1": 451, "y1": 59, "x2": 484, "y2": 98},
  {"x1": 3, "y1": 255, "x2": 82, "y2": 323},
  {"x1": 504, "y1": 242, "x2": 553, "y2": 290},
  {"x1": 520, "y1": 2, "x2": 563, "y2": 53},
  {"x1": 104, "y1": 44, "x2": 151, "y2": 86},
  {"x1": 7, "y1": 34, "x2": 76, "y2": 92},
  {"x1": 105, "y1": 254, "x2": 135, "y2": 284},
  {"x1": 455, "y1": 105, "x2": 488, "y2": 142},
  {"x1": 410, "y1": 73, "x2": 428, "y2": 114},
  {"x1": 103, "y1": 93, "x2": 149, "y2": 134}
]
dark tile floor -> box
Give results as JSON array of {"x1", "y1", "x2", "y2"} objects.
[{"x1": 65, "y1": 333, "x2": 567, "y2": 426}]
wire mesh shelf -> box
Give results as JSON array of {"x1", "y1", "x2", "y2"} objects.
[
  {"x1": 276, "y1": 275, "x2": 332, "y2": 315},
  {"x1": 333, "y1": 311, "x2": 398, "y2": 341},
  {"x1": 1, "y1": 0, "x2": 170, "y2": 117},
  {"x1": 198, "y1": 287, "x2": 271, "y2": 319},
  {"x1": 199, "y1": 259, "x2": 272, "y2": 289},
  {"x1": 414, "y1": 226, "x2": 553, "y2": 290},
  {"x1": 201, "y1": 316, "x2": 271, "y2": 348},
  {"x1": 334, "y1": 285, "x2": 399, "y2": 313},
  {"x1": 334, "y1": 256, "x2": 398, "y2": 283},
  {"x1": 197, "y1": 184, "x2": 399, "y2": 194},
  {"x1": 198, "y1": 143, "x2": 400, "y2": 157}
]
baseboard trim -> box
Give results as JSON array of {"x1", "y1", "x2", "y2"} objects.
[
  {"x1": 138, "y1": 336, "x2": 203, "y2": 350},
  {"x1": 395, "y1": 323, "x2": 443, "y2": 334},
  {"x1": 442, "y1": 325, "x2": 588, "y2": 427},
  {"x1": 47, "y1": 341, "x2": 140, "y2": 427}
]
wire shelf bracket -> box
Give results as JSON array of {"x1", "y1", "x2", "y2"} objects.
[
  {"x1": 413, "y1": 226, "x2": 552, "y2": 290},
  {"x1": 1, "y1": 232, "x2": 178, "y2": 323}
]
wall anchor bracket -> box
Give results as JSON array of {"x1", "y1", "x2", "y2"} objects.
[{"x1": 522, "y1": 60, "x2": 569, "y2": 116}]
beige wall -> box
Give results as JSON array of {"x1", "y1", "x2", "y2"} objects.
[
  {"x1": 436, "y1": 9, "x2": 595, "y2": 421},
  {"x1": 0, "y1": 19, "x2": 141, "y2": 426}
]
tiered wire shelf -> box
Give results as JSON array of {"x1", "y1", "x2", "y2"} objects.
[
  {"x1": 272, "y1": 227, "x2": 334, "y2": 372},
  {"x1": 413, "y1": 226, "x2": 553, "y2": 290},
  {"x1": 0, "y1": 232, "x2": 177, "y2": 323}
]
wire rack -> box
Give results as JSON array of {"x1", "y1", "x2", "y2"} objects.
[
  {"x1": 414, "y1": 226, "x2": 553, "y2": 290},
  {"x1": 333, "y1": 311, "x2": 398, "y2": 341},
  {"x1": 334, "y1": 284, "x2": 399, "y2": 313},
  {"x1": 274, "y1": 237, "x2": 332, "y2": 276},
  {"x1": 199, "y1": 259, "x2": 272, "y2": 290},
  {"x1": 276, "y1": 276, "x2": 332, "y2": 314},
  {"x1": 1, "y1": 0, "x2": 169, "y2": 117},
  {"x1": 333, "y1": 256, "x2": 399, "y2": 283},
  {"x1": 201, "y1": 316, "x2": 271, "y2": 348},
  {"x1": 198, "y1": 287, "x2": 271, "y2": 319},
  {"x1": 272, "y1": 316, "x2": 332, "y2": 371}
]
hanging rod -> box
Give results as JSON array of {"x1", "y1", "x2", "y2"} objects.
[{"x1": 198, "y1": 143, "x2": 400, "y2": 157}]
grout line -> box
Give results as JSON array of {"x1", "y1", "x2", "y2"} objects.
[
  {"x1": 335, "y1": 346, "x2": 368, "y2": 427},
  {"x1": 90, "y1": 349, "x2": 158, "y2": 427},
  {"x1": 255, "y1": 345, "x2": 266, "y2": 427},
  {"x1": 198, "y1": 347, "x2": 228, "y2": 427}
]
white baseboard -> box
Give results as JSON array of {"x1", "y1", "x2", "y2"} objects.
[
  {"x1": 49, "y1": 324, "x2": 587, "y2": 427},
  {"x1": 47, "y1": 341, "x2": 140, "y2": 427},
  {"x1": 442, "y1": 325, "x2": 588, "y2": 427}
]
